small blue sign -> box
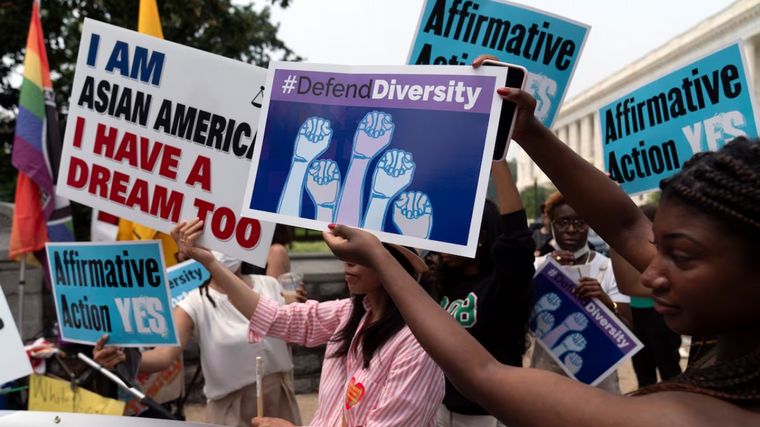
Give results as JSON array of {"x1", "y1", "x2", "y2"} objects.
[
  {"x1": 167, "y1": 260, "x2": 210, "y2": 306},
  {"x1": 409, "y1": 0, "x2": 589, "y2": 127},
  {"x1": 45, "y1": 241, "x2": 179, "y2": 347},
  {"x1": 531, "y1": 259, "x2": 642, "y2": 386},
  {"x1": 600, "y1": 42, "x2": 760, "y2": 194}
]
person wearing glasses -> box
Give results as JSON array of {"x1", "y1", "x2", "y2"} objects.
[{"x1": 531, "y1": 191, "x2": 631, "y2": 393}]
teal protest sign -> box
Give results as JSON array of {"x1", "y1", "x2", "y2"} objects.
[
  {"x1": 409, "y1": 0, "x2": 589, "y2": 126},
  {"x1": 167, "y1": 260, "x2": 210, "y2": 306},
  {"x1": 45, "y1": 241, "x2": 179, "y2": 346},
  {"x1": 600, "y1": 42, "x2": 759, "y2": 195}
]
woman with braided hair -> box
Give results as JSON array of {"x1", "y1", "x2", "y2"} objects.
[{"x1": 318, "y1": 55, "x2": 760, "y2": 427}]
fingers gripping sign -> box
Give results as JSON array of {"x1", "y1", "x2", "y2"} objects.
[{"x1": 392, "y1": 191, "x2": 433, "y2": 239}]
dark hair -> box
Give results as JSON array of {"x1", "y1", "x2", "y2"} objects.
[
  {"x1": 328, "y1": 244, "x2": 424, "y2": 369},
  {"x1": 639, "y1": 203, "x2": 657, "y2": 221},
  {"x1": 198, "y1": 278, "x2": 216, "y2": 307},
  {"x1": 660, "y1": 136, "x2": 760, "y2": 242},
  {"x1": 632, "y1": 137, "x2": 760, "y2": 404},
  {"x1": 544, "y1": 191, "x2": 567, "y2": 220}
]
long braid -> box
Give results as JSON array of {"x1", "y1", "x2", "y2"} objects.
[{"x1": 634, "y1": 137, "x2": 760, "y2": 404}]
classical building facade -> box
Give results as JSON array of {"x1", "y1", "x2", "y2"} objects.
[{"x1": 515, "y1": 0, "x2": 760, "y2": 203}]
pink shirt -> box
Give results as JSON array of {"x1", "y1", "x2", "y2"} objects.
[{"x1": 249, "y1": 296, "x2": 444, "y2": 427}]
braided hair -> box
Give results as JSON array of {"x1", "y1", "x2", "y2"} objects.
[{"x1": 631, "y1": 137, "x2": 760, "y2": 405}]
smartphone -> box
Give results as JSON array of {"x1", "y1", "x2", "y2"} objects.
[{"x1": 482, "y1": 60, "x2": 527, "y2": 160}]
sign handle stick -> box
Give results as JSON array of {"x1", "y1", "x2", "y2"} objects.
[
  {"x1": 256, "y1": 356, "x2": 264, "y2": 416},
  {"x1": 77, "y1": 353, "x2": 178, "y2": 420}
]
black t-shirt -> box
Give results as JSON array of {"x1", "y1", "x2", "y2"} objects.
[{"x1": 438, "y1": 210, "x2": 535, "y2": 415}]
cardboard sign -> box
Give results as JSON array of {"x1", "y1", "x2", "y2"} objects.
[
  {"x1": 241, "y1": 62, "x2": 507, "y2": 256},
  {"x1": 409, "y1": 0, "x2": 589, "y2": 127},
  {"x1": 28, "y1": 374, "x2": 125, "y2": 416},
  {"x1": 167, "y1": 260, "x2": 209, "y2": 306},
  {"x1": 0, "y1": 286, "x2": 32, "y2": 384},
  {"x1": 600, "y1": 42, "x2": 760, "y2": 194},
  {"x1": 57, "y1": 18, "x2": 275, "y2": 266},
  {"x1": 531, "y1": 259, "x2": 642, "y2": 386},
  {"x1": 45, "y1": 241, "x2": 178, "y2": 347}
]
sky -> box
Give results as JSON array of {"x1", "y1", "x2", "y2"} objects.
[{"x1": 265, "y1": 0, "x2": 735, "y2": 100}]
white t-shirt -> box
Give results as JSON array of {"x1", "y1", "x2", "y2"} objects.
[
  {"x1": 534, "y1": 251, "x2": 629, "y2": 304},
  {"x1": 177, "y1": 274, "x2": 293, "y2": 401}
]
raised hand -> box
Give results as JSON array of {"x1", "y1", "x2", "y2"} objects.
[
  {"x1": 563, "y1": 352, "x2": 584, "y2": 375},
  {"x1": 551, "y1": 332, "x2": 587, "y2": 358},
  {"x1": 294, "y1": 117, "x2": 332, "y2": 163},
  {"x1": 534, "y1": 311, "x2": 556, "y2": 338},
  {"x1": 322, "y1": 224, "x2": 385, "y2": 269},
  {"x1": 363, "y1": 149, "x2": 416, "y2": 231},
  {"x1": 352, "y1": 111, "x2": 394, "y2": 159},
  {"x1": 279, "y1": 117, "x2": 333, "y2": 216},
  {"x1": 392, "y1": 191, "x2": 433, "y2": 238},
  {"x1": 305, "y1": 159, "x2": 341, "y2": 222},
  {"x1": 371, "y1": 149, "x2": 415, "y2": 199},
  {"x1": 171, "y1": 218, "x2": 215, "y2": 266},
  {"x1": 542, "y1": 312, "x2": 590, "y2": 348}
]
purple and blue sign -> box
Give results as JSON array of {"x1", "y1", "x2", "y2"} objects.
[
  {"x1": 531, "y1": 259, "x2": 642, "y2": 386},
  {"x1": 241, "y1": 63, "x2": 508, "y2": 257}
]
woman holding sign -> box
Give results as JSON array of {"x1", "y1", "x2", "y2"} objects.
[
  {"x1": 318, "y1": 55, "x2": 760, "y2": 426},
  {"x1": 172, "y1": 219, "x2": 444, "y2": 427},
  {"x1": 94, "y1": 253, "x2": 303, "y2": 427}
]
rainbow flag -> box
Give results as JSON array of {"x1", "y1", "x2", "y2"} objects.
[{"x1": 10, "y1": 0, "x2": 74, "y2": 261}]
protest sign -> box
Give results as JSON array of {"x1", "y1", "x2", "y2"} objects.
[
  {"x1": 0, "y1": 286, "x2": 32, "y2": 384},
  {"x1": 601, "y1": 42, "x2": 760, "y2": 194},
  {"x1": 45, "y1": 241, "x2": 178, "y2": 346},
  {"x1": 57, "y1": 18, "x2": 275, "y2": 266},
  {"x1": 531, "y1": 259, "x2": 642, "y2": 386},
  {"x1": 167, "y1": 259, "x2": 210, "y2": 306},
  {"x1": 241, "y1": 62, "x2": 508, "y2": 256},
  {"x1": 409, "y1": 0, "x2": 589, "y2": 127},
  {"x1": 28, "y1": 374, "x2": 126, "y2": 415}
]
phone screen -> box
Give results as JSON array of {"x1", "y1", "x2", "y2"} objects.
[{"x1": 484, "y1": 61, "x2": 526, "y2": 160}]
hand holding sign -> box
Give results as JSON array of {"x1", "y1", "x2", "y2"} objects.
[{"x1": 93, "y1": 333, "x2": 126, "y2": 369}]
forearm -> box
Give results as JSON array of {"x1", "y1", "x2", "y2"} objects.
[
  {"x1": 610, "y1": 249, "x2": 652, "y2": 297},
  {"x1": 203, "y1": 259, "x2": 260, "y2": 319},
  {"x1": 362, "y1": 195, "x2": 389, "y2": 230},
  {"x1": 335, "y1": 157, "x2": 370, "y2": 226},
  {"x1": 139, "y1": 347, "x2": 180, "y2": 374},
  {"x1": 492, "y1": 159, "x2": 523, "y2": 214},
  {"x1": 279, "y1": 161, "x2": 309, "y2": 215},
  {"x1": 515, "y1": 124, "x2": 652, "y2": 270}
]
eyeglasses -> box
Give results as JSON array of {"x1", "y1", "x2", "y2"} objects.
[{"x1": 552, "y1": 218, "x2": 588, "y2": 230}]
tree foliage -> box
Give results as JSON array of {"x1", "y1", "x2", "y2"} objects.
[
  {"x1": 520, "y1": 183, "x2": 556, "y2": 222},
  {"x1": 0, "y1": 0, "x2": 298, "y2": 202}
]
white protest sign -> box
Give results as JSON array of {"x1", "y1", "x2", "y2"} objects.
[
  {"x1": 0, "y1": 286, "x2": 33, "y2": 384},
  {"x1": 58, "y1": 19, "x2": 274, "y2": 266}
]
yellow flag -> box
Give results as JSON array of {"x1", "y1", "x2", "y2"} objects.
[{"x1": 138, "y1": 0, "x2": 164, "y2": 39}]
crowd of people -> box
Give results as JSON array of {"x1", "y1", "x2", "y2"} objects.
[{"x1": 91, "y1": 54, "x2": 760, "y2": 426}]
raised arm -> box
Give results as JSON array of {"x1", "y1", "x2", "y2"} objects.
[
  {"x1": 321, "y1": 225, "x2": 741, "y2": 427},
  {"x1": 172, "y1": 219, "x2": 261, "y2": 319},
  {"x1": 492, "y1": 158, "x2": 523, "y2": 214},
  {"x1": 472, "y1": 55, "x2": 654, "y2": 272}
]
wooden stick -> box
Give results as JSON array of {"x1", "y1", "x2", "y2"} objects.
[{"x1": 256, "y1": 356, "x2": 264, "y2": 416}]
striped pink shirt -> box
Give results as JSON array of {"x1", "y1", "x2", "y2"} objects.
[{"x1": 249, "y1": 296, "x2": 444, "y2": 427}]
